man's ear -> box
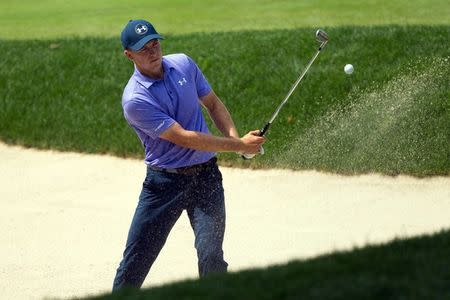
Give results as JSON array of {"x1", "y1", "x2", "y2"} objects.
[{"x1": 124, "y1": 49, "x2": 133, "y2": 61}]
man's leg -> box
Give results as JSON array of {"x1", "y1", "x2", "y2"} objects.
[
  {"x1": 187, "y1": 165, "x2": 228, "y2": 277},
  {"x1": 113, "y1": 169, "x2": 185, "y2": 290}
]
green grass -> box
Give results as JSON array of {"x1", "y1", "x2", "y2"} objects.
[
  {"x1": 0, "y1": 0, "x2": 449, "y2": 39},
  {"x1": 1, "y1": 25, "x2": 449, "y2": 175},
  {"x1": 1, "y1": 0, "x2": 449, "y2": 175},
  {"x1": 83, "y1": 229, "x2": 450, "y2": 300}
]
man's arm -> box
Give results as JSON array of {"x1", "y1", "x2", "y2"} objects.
[
  {"x1": 200, "y1": 90, "x2": 240, "y2": 139},
  {"x1": 160, "y1": 89, "x2": 265, "y2": 154},
  {"x1": 160, "y1": 122, "x2": 264, "y2": 154}
]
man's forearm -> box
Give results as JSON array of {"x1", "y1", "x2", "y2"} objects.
[
  {"x1": 160, "y1": 122, "x2": 264, "y2": 154},
  {"x1": 168, "y1": 128, "x2": 244, "y2": 153},
  {"x1": 206, "y1": 98, "x2": 240, "y2": 139}
]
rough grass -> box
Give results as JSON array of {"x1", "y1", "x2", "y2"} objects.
[
  {"x1": 274, "y1": 56, "x2": 450, "y2": 175},
  {"x1": 0, "y1": 25, "x2": 448, "y2": 175}
]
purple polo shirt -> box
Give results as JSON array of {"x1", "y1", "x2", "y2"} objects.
[{"x1": 122, "y1": 53, "x2": 216, "y2": 168}]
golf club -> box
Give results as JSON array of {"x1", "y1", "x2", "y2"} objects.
[{"x1": 242, "y1": 29, "x2": 329, "y2": 159}]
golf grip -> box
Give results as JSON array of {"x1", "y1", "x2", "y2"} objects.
[{"x1": 241, "y1": 122, "x2": 270, "y2": 160}]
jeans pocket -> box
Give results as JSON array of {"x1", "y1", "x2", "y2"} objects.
[
  {"x1": 143, "y1": 170, "x2": 178, "y2": 192},
  {"x1": 142, "y1": 172, "x2": 153, "y2": 188}
]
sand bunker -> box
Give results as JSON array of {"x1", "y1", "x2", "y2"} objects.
[{"x1": 1, "y1": 142, "x2": 449, "y2": 299}]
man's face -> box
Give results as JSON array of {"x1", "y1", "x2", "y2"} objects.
[{"x1": 125, "y1": 39, "x2": 162, "y2": 70}]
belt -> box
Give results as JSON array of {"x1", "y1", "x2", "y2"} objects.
[{"x1": 149, "y1": 157, "x2": 217, "y2": 175}]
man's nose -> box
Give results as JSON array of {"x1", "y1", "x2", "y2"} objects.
[{"x1": 146, "y1": 46, "x2": 158, "y2": 55}]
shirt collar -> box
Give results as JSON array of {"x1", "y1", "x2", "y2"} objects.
[{"x1": 133, "y1": 57, "x2": 176, "y2": 89}]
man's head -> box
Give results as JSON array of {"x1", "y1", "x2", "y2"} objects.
[
  {"x1": 121, "y1": 19, "x2": 164, "y2": 77},
  {"x1": 121, "y1": 19, "x2": 163, "y2": 51}
]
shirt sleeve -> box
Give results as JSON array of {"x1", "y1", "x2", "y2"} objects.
[
  {"x1": 187, "y1": 56, "x2": 212, "y2": 98},
  {"x1": 123, "y1": 99, "x2": 175, "y2": 139}
]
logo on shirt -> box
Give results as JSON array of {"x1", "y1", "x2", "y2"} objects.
[
  {"x1": 178, "y1": 77, "x2": 188, "y2": 86},
  {"x1": 135, "y1": 24, "x2": 148, "y2": 35},
  {"x1": 156, "y1": 120, "x2": 165, "y2": 131}
]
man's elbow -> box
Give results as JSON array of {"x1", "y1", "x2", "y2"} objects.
[{"x1": 160, "y1": 124, "x2": 195, "y2": 148}]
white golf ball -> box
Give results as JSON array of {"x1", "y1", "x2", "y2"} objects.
[{"x1": 344, "y1": 64, "x2": 354, "y2": 74}]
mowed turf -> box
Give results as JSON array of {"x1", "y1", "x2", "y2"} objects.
[
  {"x1": 86, "y1": 230, "x2": 450, "y2": 300},
  {"x1": 1, "y1": 0, "x2": 449, "y2": 39},
  {"x1": 0, "y1": 26, "x2": 448, "y2": 175}
]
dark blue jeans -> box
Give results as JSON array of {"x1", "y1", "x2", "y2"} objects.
[{"x1": 113, "y1": 158, "x2": 228, "y2": 290}]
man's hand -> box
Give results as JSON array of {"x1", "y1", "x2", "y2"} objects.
[{"x1": 239, "y1": 130, "x2": 266, "y2": 154}]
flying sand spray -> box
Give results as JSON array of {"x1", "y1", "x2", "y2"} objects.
[{"x1": 242, "y1": 29, "x2": 329, "y2": 159}]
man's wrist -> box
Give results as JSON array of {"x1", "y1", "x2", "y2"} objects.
[{"x1": 228, "y1": 130, "x2": 240, "y2": 139}]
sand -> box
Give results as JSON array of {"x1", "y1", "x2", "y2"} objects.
[{"x1": 1, "y1": 142, "x2": 449, "y2": 300}]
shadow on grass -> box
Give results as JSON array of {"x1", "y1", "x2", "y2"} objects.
[{"x1": 85, "y1": 229, "x2": 450, "y2": 300}]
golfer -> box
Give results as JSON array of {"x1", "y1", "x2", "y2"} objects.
[{"x1": 113, "y1": 19, "x2": 265, "y2": 290}]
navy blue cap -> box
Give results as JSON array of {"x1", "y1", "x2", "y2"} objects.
[{"x1": 121, "y1": 19, "x2": 164, "y2": 51}]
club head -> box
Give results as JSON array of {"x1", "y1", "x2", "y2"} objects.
[{"x1": 316, "y1": 29, "x2": 329, "y2": 43}]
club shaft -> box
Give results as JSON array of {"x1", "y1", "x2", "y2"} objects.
[
  {"x1": 267, "y1": 41, "x2": 327, "y2": 125},
  {"x1": 242, "y1": 35, "x2": 328, "y2": 159}
]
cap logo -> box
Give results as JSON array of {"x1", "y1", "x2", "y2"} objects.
[{"x1": 135, "y1": 24, "x2": 148, "y2": 35}]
